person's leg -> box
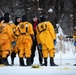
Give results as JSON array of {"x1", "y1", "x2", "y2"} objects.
[
  {"x1": 26, "y1": 57, "x2": 31, "y2": 66},
  {"x1": 0, "y1": 53, "x2": 2, "y2": 64},
  {"x1": 43, "y1": 58, "x2": 47, "y2": 66},
  {"x1": 2, "y1": 51, "x2": 9, "y2": 65},
  {"x1": 19, "y1": 49, "x2": 25, "y2": 66},
  {"x1": 25, "y1": 41, "x2": 31, "y2": 66},
  {"x1": 11, "y1": 51, "x2": 16, "y2": 65},
  {"x1": 0, "y1": 58, "x2": 2, "y2": 64},
  {"x1": 2, "y1": 58, "x2": 9, "y2": 65},
  {"x1": 50, "y1": 57, "x2": 58, "y2": 66},
  {"x1": 42, "y1": 50, "x2": 48, "y2": 66},
  {"x1": 31, "y1": 40, "x2": 37, "y2": 64},
  {"x1": 49, "y1": 49, "x2": 58, "y2": 66},
  {"x1": 37, "y1": 46, "x2": 43, "y2": 65},
  {"x1": 19, "y1": 57, "x2": 25, "y2": 66}
]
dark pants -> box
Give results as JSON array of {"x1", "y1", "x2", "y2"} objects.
[
  {"x1": 11, "y1": 51, "x2": 16, "y2": 65},
  {"x1": 31, "y1": 40, "x2": 43, "y2": 64},
  {"x1": 0, "y1": 57, "x2": 2, "y2": 64}
]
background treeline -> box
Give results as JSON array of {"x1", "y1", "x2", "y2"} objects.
[{"x1": 0, "y1": 0, "x2": 76, "y2": 35}]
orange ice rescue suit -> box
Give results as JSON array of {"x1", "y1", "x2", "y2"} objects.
[
  {"x1": 36, "y1": 16, "x2": 58, "y2": 66},
  {"x1": 15, "y1": 15, "x2": 34, "y2": 66}
]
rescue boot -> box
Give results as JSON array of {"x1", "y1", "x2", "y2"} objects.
[
  {"x1": 2, "y1": 58, "x2": 9, "y2": 66},
  {"x1": 19, "y1": 58, "x2": 25, "y2": 66},
  {"x1": 39, "y1": 56, "x2": 43, "y2": 66},
  {"x1": 39, "y1": 62, "x2": 44, "y2": 66},
  {"x1": 26, "y1": 58, "x2": 31, "y2": 66},
  {"x1": 11, "y1": 51, "x2": 16, "y2": 65},
  {"x1": 50, "y1": 57, "x2": 58, "y2": 66},
  {"x1": 0, "y1": 58, "x2": 2, "y2": 64},
  {"x1": 43, "y1": 58, "x2": 47, "y2": 66},
  {"x1": 31, "y1": 57, "x2": 34, "y2": 65},
  {"x1": 39, "y1": 58, "x2": 44, "y2": 66},
  {"x1": 11, "y1": 57, "x2": 14, "y2": 65}
]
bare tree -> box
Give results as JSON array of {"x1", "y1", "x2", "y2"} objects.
[{"x1": 0, "y1": 0, "x2": 75, "y2": 35}]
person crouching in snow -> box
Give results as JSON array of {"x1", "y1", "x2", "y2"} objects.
[
  {"x1": 15, "y1": 15, "x2": 34, "y2": 66},
  {"x1": 36, "y1": 15, "x2": 58, "y2": 66}
]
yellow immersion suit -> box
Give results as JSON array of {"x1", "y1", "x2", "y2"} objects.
[
  {"x1": 36, "y1": 21, "x2": 56, "y2": 58},
  {"x1": 0, "y1": 23, "x2": 14, "y2": 58},
  {"x1": 0, "y1": 23, "x2": 3, "y2": 57},
  {"x1": 10, "y1": 23, "x2": 18, "y2": 53},
  {"x1": 15, "y1": 22, "x2": 34, "y2": 58},
  {"x1": 73, "y1": 36, "x2": 76, "y2": 39}
]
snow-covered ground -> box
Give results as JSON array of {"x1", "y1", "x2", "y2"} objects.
[
  {"x1": 0, "y1": 51, "x2": 76, "y2": 75},
  {"x1": 0, "y1": 41, "x2": 76, "y2": 75},
  {"x1": 0, "y1": 25, "x2": 76, "y2": 75}
]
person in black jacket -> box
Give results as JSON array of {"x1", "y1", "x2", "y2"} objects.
[{"x1": 31, "y1": 14, "x2": 43, "y2": 65}]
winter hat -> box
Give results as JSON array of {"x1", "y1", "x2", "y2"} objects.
[
  {"x1": 40, "y1": 15, "x2": 45, "y2": 22},
  {"x1": 14, "y1": 16, "x2": 21, "y2": 25},
  {"x1": 22, "y1": 15, "x2": 27, "y2": 22},
  {"x1": 32, "y1": 14, "x2": 37, "y2": 18},
  {"x1": 4, "y1": 12, "x2": 9, "y2": 17},
  {"x1": 0, "y1": 17, "x2": 4, "y2": 22},
  {"x1": 4, "y1": 12, "x2": 10, "y2": 23}
]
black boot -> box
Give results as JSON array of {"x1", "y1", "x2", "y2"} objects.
[
  {"x1": 30, "y1": 57, "x2": 34, "y2": 65},
  {"x1": 11, "y1": 52, "x2": 16, "y2": 65},
  {"x1": 50, "y1": 57, "x2": 58, "y2": 66},
  {"x1": 11, "y1": 57, "x2": 14, "y2": 65},
  {"x1": 2, "y1": 58, "x2": 9, "y2": 66},
  {"x1": 26, "y1": 58, "x2": 31, "y2": 66},
  {"x1": 39, "y1": 62, "x2": 44, "y2": 66},
  {"x1": 39, "y1": 52, "x2": 43, "y2": 66},
  {"x1": 19, "y1": 58, "x2": 25, "y2": 66},
  {"x1": 0, "y1": 58, "x2": 2, "y2": 64},
  {"x1": 39, "y1": 57, "x2": 43, "y2": 66},
  {"x1": 43, "y1": 58, "x2": 47, "y2": 66}
]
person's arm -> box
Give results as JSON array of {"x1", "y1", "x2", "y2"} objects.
[{"x1": 48, "y1": 22, "x2": 56, "y2": 40}]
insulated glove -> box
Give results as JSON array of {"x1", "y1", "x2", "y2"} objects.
[
  {"x1": 54, "y1": 40, "x2": 56, "y2": 46},
  {"x1": 74, "y1": 41, "x2": 76, "y2": 46}
]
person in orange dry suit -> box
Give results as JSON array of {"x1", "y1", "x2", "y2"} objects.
[
  {"x1": 9, "y1": 16, "x2": 22, "y2": 65},
  {"x1": 0, "y1": 13, "x2": 15, "y2": 65},
  {"x1": 9, "y1": 21, "x2": 17, "y2": 65},
  {"x1": 36, "y1": 15, "x2": 58, "y2": 66},
  {"x1": 0, "y1": 17, "x2": 4, "y2": 64},
  {"x1": 15, "y1": 15, "x2": 34, "y2": 66}
]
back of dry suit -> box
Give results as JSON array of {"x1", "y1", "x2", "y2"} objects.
[
  {"x1": 15, "y1": 21, "x2": 34, "y2": 66},
  {"x1": 36, "y1": 21, "x2": 58, "y2": 66},
  {"x1": 15, "y1": 22, "x2": 34, "y2": 58}
]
